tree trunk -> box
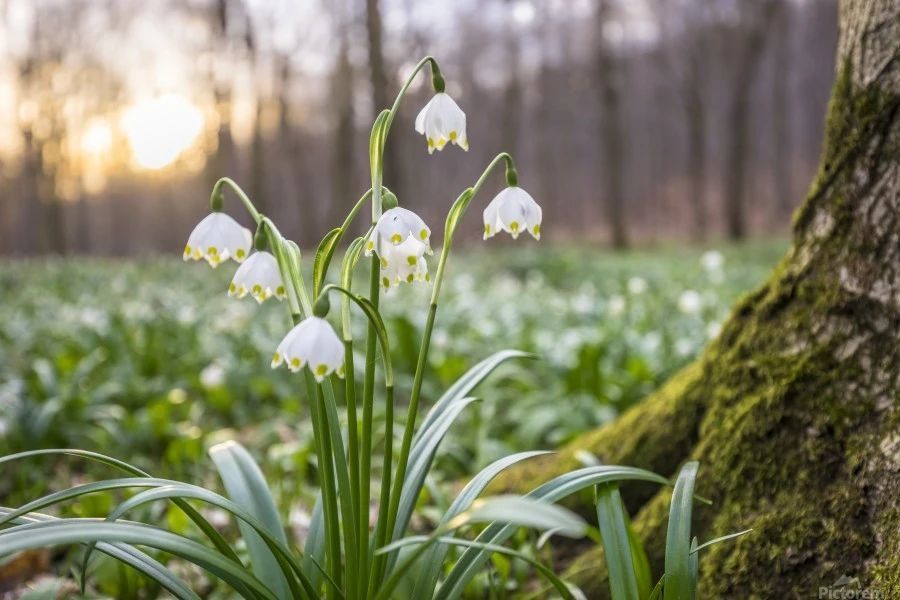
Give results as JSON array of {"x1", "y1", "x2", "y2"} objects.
[
  {"x1": 771, "y1": 1, "x2": 794, "y2": 223},
  {"x1": 596, "y1": 1, "x2": 628, "y2": 249},
  {"x1": 684, "y1": 50, "x2": 708, "y2": 242},
  {"x1": 366, "y1": 0, "x2": 402, "y2": 199},
  {"x1": 330, "y1": 23, "x2": 356, "y2": 228},
  {"x1": 724, "y1": 1, "x2": 777, "y2": 241},
  {"x1": 498, "y1": 0, "x2": 900, "y2": 595}
]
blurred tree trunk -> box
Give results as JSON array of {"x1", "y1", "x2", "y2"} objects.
[
  {"x1": 596, "y1": 1, "x2": 628, "y2": 249},
  {"x1": 536, "y1": 11, "x2": 559, "y2": 214},
  {"x1": 365, "y1": 0, "x2": 402, "y2": 200},
  {"x1": 684, "y1": 49, "x2": 708, "y2": 242},
  {"x1": 247, "y1": 22, "x2": 268, "y2": 215},
  {"x1": 770, "y1": 1, "x2": 794, "y2": 223},
  {"x1": 501, "y1": 19, "x2": 522, "y2": 159},
  {"x1": 499, "y1": 0, "x2": 900, "y2": 595},
  {"x1": 330, "y1": 6, "x2": 356, "y2": 228},
  {"x1": 724, "y1": 0, "x2": 778, "y2": 240},
  {"x1": 208, "y1": 0, "x2": 237, "y2": 188}
]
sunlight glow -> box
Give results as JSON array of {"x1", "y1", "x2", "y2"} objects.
[
  {"x1": 80, "y1": 119, "x2": 113, "y2": 156},
  {"x1": 121, "y1": 94, "x2": 204, "y2": 169}
]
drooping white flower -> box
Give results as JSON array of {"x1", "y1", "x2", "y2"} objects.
[
  {"x1": 379, "y1": 235, "x2": 430, "y2": 290},
  {"x1": 271, "y1": 317, "x2": 344, "y2": 382},
  {"x1": 183, "y1": 212, "x2": 252, "y2": 267},
  {"x1": 700, "y1": 250, "x2": 724, "y2": 272},
  {"x1": 627, "y1": 277, "x2": 647, "y2": 295},
  {"x1": 483, "y1": 186, "x2": 542, "y2": 240},
  {"x1": 678, "y1": 290, "x2": 703, "y2": 315},
  {"x1": 608, "y1": 294, "x2": 626, "y2": 316},
  {"x1": 414, "y1": 93, "x2": 468, "y2": 154},
  {"x1": 366, "y1": 207, "x2": 432, "y2": 256},
  {"x1": 378, "y1": 236, "x2": 431, "y2": 289},
  {"x1": 229, "y1": 251, "x2": 285, "y2": 304}
]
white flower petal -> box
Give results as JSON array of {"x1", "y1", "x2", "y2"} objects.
[
  {"x1": 482, "y1": 187, "x2": 542, "y2": 241},
  {"x1": 183, "y1": 212, "x2": 252, "y2": 267},
  {"x1": 415, "y1": 92, "x2": 468, "y2": 153},
  {"x1": 272, "y1": 317, "x2": 344, "y2": 379},
  {"x1": 231, "y1": 252, "x2": 284, "y2": 304}
]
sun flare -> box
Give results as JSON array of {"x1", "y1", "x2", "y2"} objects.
[{"x1": 121, "y1": 94, "x2": 204, "y2": 170}]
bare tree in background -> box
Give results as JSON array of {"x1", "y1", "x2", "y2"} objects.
[
  {"x1": 659, "y1": 0, "x2": 711, "y2": 241},
  {"x1": 723, "y1": 0, "x2": 778, "y2": 240},
  {"x1": 329, "y1": 0, "x2": 356, "y2": 227},
  {"x1": 770, "y1": 0, "x2": 793, "y2": 222},
  {"x1": 205, "y1": 0, "x2": 244, "y2": 191},
  {"x1": 365, "y1": 0, "x2": 402, "y2": 199},
  {"x1": 500, "y1": 1, "x2": 523, "y2": 158},
  {"x1": 595, "y1": 0, "x2": 628, "y2": 248},
  {"x1": 246, "y1": 15, "x2": 269, "y2": 214}
]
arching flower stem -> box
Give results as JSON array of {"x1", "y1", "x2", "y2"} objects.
[
  {"x1": 210, "y1": 177, "x2": 261, "y2": 223},
  {"x1": 360, "y1": 56, "x2": 442, "y2": 596},
  {"x1": 378, "y1": 153, "x2": 518, "y2": 575}
]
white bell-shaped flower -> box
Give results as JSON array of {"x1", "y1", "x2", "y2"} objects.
[
  {"x1": 483, "y1": 186, "x2": 542, "y2": 240},
  {"x1": 366, "y1": 207, "x2": 432, "y2": 257},
  {"x1": 379, "y1": 236, "x2": 430, "y2": 290},
  {"x1": 415, "y1": 93, "x2": 468, "y2": 154},
  {"x1": 271, "y1": 317, "x2": 344, "y2": 382},
  {"x1": 229, "y1": 251, "x2": 285, "y2": 304},
  {"x1": 183, "y1": 212, "x2": 252, "y2": 267}
]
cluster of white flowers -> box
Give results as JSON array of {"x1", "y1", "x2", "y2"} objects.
[
  {"x1": 184, "y1": 86, "x2": 544, "y2": 382},
  {"x1": 366, "y1": 207, "x2": 432, "y2": 291}
]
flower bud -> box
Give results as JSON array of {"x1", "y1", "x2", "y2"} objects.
[{"x1": 313, "y1": 293, "x2": 331, "y2": 318}]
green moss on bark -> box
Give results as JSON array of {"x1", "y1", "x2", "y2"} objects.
[{"x1": 508, "y1": 56, "x2": 900, "y2": 598}]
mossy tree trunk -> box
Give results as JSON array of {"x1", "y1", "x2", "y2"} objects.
[{"x1": 498, "y1": 0, "x2": 900, "y2": 596}]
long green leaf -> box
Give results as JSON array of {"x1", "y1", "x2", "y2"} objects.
[
  {"x1": 390, "y1": 397, "x2": 479, "y2": 545},
  {"x1": 0, "y1": 508, "x2": 199, "y2": 600},
  {"x1": 0, "y1": 477, "x2": 192, "y2": 527},
  {"x1": 303, "y1": 494, "x2": 326, "y2": 595},
  {"x1": 664, "y1": 461, "x2": 699, "y2": 600},
  {"x1": 595, "y1": 484, "x2": 640, "y2": 600},
  {"x1": 448, "y1": 496, "x2": 587, "y2": 539},
  {"x1": 209, "y1": 441, "x2": 290, "y2": 599},
  {"x1": 102, "y1": 484, "x2": 319, "y2": 599},
  {"x1": 626, "y1": 509, "x2": 652, "y2": 599},
  {"x1": 0, "y1": 519, "x2": 279, "y2": 600},
  {"x1": 377, "y1": 536, "x2": 580, "y2": 600},
  {"x1": 413, "y1": 350, "x2": 535, "y2": 447},
  {"x1": 411, "y1": 451, "x2": 551, "y2": 598},
  {"x1": 0, "y1": 449, "x2": 245, "y2": 581},
  {"x1": 438, "y1": 466, "x2": 670, "y2": 600}
]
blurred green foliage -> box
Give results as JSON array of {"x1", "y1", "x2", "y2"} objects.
[{"x1": 0, "y1": 241, "x2": 783, "y2": 510}]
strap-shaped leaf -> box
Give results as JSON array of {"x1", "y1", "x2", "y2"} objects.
[
  {"x1": 0, "y1": 509, "x2": 199, "y2": 600},
  {"x1": 210, "y1": 441, "x2": 290, "y2": 599},
  {"x1": 0, "y1": 449, "x2": 245, "y2": 577},
  {"x1": 303, "y1": 494, "x2": 326, "y2": 595},
  {"x1": 438, "y1": 466, "x2": 670, "y2": 600},
  {"x1": 102, "y1": 484, "x2": 319, "y2": 599},
  {"x1": 411, "y1": 451, "x2": 551, "y2": 598},
  {"x1": 449, "y1": 496, "x2": 587, "y2": 538},
  {"x1": 389, "y1": 397, "x2": 479, "y2": 548},
  {"x1": 0, "y1": 519, "x2": 279, "y2": 600},
  {"x1": 414, "y1": 350, "x2": 535, "y2": 447},
  {"x1": 664, "y1": 461, "x2": 699, "y2": 600},
  {"x1": 378, "y1": 536, "x2": 580, "y2": 600},
  {"x1": 595, "y1": 484, "x2": 640, "y2": 600}
]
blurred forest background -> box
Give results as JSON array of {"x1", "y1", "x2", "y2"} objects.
[{"x1": 0, "y1": 0, "x2": 839, "y2": 256}]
